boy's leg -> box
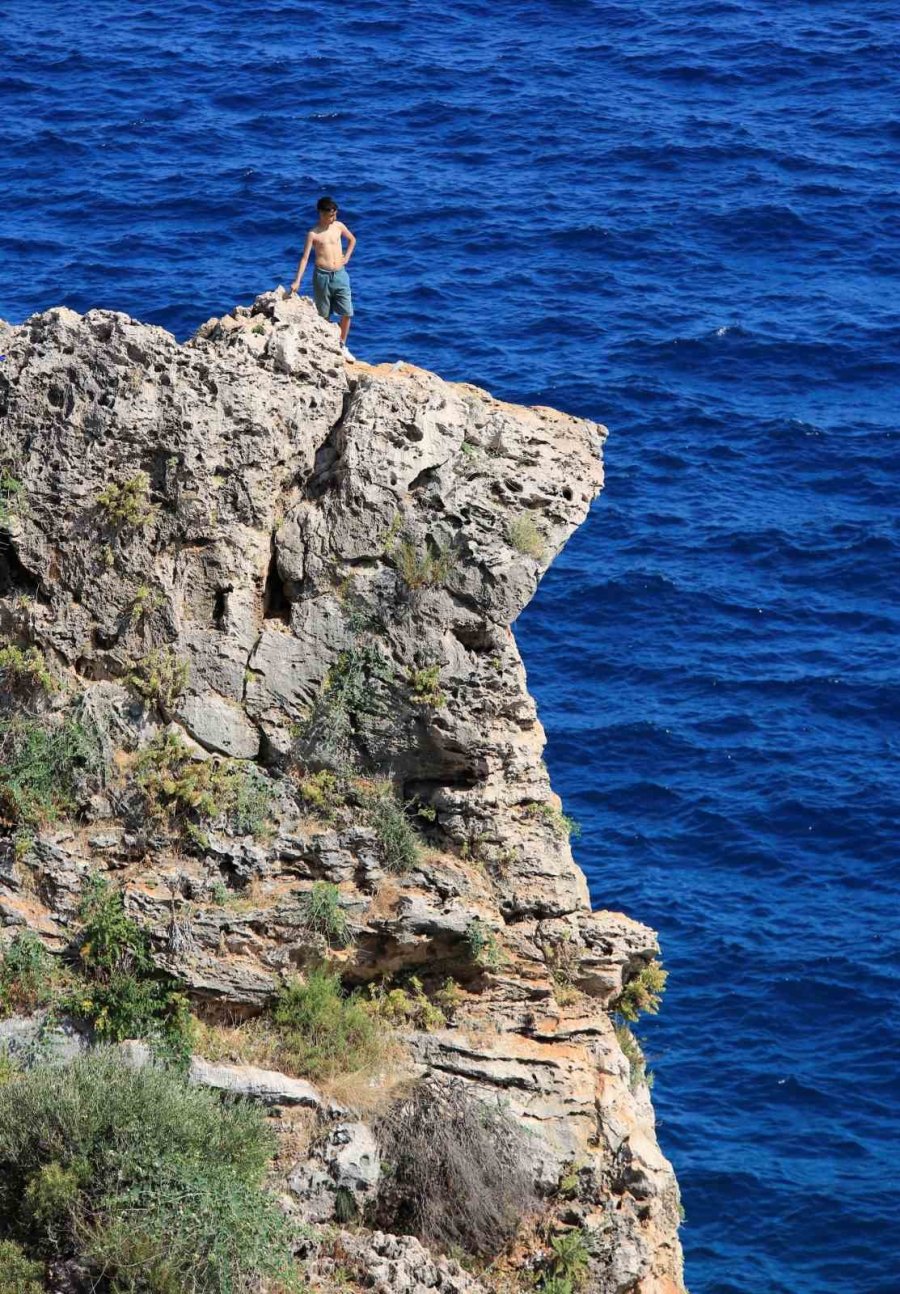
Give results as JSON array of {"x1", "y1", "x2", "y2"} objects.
[{"x1": 332, "y1": 272, "x2": 354, "y2": 345}]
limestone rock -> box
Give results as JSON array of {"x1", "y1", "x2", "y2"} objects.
[{"x1": 0, "y1": 291, "x2": 683, "y2": 1292}]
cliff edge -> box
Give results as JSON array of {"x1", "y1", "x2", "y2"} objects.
[{"x1": 0, "y1": 293, "x2": 683, "y2": 1293}]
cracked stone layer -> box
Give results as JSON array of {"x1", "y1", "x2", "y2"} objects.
[{"x1": 0, "y1": 292, "x2": 684, "y2": 1293}]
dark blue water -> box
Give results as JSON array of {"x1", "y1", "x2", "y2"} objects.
[{"x1": 2, "y1": 2, "x2": 899, "y2": 1289}]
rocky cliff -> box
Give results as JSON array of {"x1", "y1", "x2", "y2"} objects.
[{"x1": 0, "y1": 293, "x2": 683, "y2": 1293}]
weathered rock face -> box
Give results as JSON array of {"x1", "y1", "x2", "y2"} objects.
[{"x1": 0, "y1": 292, "x2": 683, "y2": 1292}]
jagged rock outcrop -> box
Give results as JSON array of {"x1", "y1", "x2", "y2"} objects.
[{"x1": 0, "y1": 292, "x2": 683, "y2": 1292}]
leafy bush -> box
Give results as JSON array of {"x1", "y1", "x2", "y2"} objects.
[
  {"x1": 128, "y1": 583, "x2": 164, "y2": 627},
  {"x1": 376, "y1": 1077, "x2": 535, "y2": 1258},
  {"x1": 542, "y1": 1230, "x2": 591, "y2": 1292},
  {"x1": 407, "y1": 664, "x2": 445, "y2": 708},
  {"x1": 506, "y1": 513, "x2": 546, "y2": 561},
  {"x1": 296, "y1": 769, "x2": 346, "y2": 819},
  {"x1": 0, "y1": 473, "x2": 24, "y2": 528},
  {"x1": 465, "y1": 918, "x2": 503, "y2": 970},
  {"x1": 63, "y1": 876, "x2": 190, "y2": 1059},
  {"x1": 0, "y1": 645, "x2": 55, "y2": 699},
  {"x1": 96, "y1": 472, "x2": 153, "y2": 528},
  {"x1": 133, "y1": 732, "x2": 273, "y2": 844},
  {"x1": 0, "y1": 932, "x2": 55, "y2": 1017},
  {"x1": 367, "y1": 783, "x2": 420, "y2": 873},
  {"x1": 297, "y1": 882, "x2": 352, "y2": 948},
  {"x1": 614, "y1": 1023, "x2": 653, "y2": 1091},
  {"x1": 0, "y1": 1051, "x2": 300, "y2": 1293},
  {"x1": 612, "y1": 959, "x2": 667, "y2": 1023},
  {"x1": 524, "y1": 801, "x2": 581, "y2": 841},
  {"x1": 272, "y1": 967, "x2": 385, "y2": 1083},
  {"x1": 0, "y1": 713, "x2": 101, "y2": 827},
  {"x1": 0, "y1": 1239, "x2": 43, "y2": 1294},
  {"x1": 298, "y1": 642, "x2": 393, "y2": 764},
  {"x1": 368, "y1": 975, "x2": 446, "y2": 1032},
  {"x1": 128, "y1": 646, "x2": 189, "y2": 711}
]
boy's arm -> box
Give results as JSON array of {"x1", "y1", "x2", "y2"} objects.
[
  {"x1": 341, "y1": 223, "x2": 357, "y2": 266},
  {"x1": 289, "y1": 231, "x2": 315, "y2": 293}
]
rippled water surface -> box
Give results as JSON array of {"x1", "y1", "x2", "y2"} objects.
[{"x1": 2, "y1": 2, "x2": 899, "y2": 1290}]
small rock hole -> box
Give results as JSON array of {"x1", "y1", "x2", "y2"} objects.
[
  {"x1": 213, "y1": 587, "x2": 231, "y2": 630},
  {"x1": 263, "y1": 550, "x2": 290, "y2": 622}
]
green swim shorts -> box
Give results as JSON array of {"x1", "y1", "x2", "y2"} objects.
[{"x1": 313, "y1": 266, "x2": 354, "y2": 319}]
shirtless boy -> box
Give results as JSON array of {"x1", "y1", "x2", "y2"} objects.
[{"x1": 289, "y1": 196, "x2": 356, "y2": 351}]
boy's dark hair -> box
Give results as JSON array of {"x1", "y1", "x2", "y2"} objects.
[{"x1": 317, "y1": 196, "x2": 338, "y2": 212}]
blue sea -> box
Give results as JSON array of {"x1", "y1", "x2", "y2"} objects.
[{"x1": 2, "y1": 2, "x2": 899, "y2": 1289}]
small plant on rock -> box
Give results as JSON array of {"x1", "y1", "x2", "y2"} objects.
[
  {"x1": 0, "y1": 930, "x2": 56, "y2": 1016},
  {"x1": 539, "y1": 1229, "x2": 592, "y2": 1293},
  {"x1": 0, "y1": 472, "x2": 24, "y2": 528},
  {"x1": 0, "y1": 1052, "x2": 301, "y2": 1293},
  {"x1": 545, "y1": 932, "x2": 582, "y2": 1004},
  {"x1": 296, "y1": 768, "x2": 347, "y2": 820},
  {"x1": 0, "y1": 644, "x2": 56, "y2": 699},
  {"x1": 367, "y1": 782, "x2": 421, "y2": 873},
  {"x1": 297, "y1": 881, "x2": 352, "y2": 948},
  {"x1": 132, "y1": 731, "x2": 273, "y2": 844},
  {"x1": 96, "y1": 471, "x2": 154, "y2": 528},
  {"x1": 611, "y1": 959, "x2": 668, "y2": 1023},
  {"x1": 524, "y1": 800, "x2": 581, "y2": 841},
  {"x1": 506, "y1": 513, "x2": 546, "y2": 561},
  {"x1": 368, "y1": 975, "x2": 446, "y2": 1032},
  {"x1": 128, "y1": 582, "x2": 164, "y2": 627},
  {"x1": 0, "y1": 712, "x2": 101, "y2": 827},
  {"x1": 395, "y1": 535, "x2": 457, "y2": 592},
  {"x1": 407, "y1": 663, "x2": 445, "y2": 708},
  {"x1": 615, "y1": 1023, "x2": 653, "y2": 1091},
  {"x1": 0, "y1": 1240, "x2": 43, "y2": 1294},
  {"x1": 465, "y1": 918, "x2": 504, "y2": 971},
  {"x1": 128, "y1": 645, "x2": 190, "y2": 711},
  {"x1": 298, "y1": 642, "x2": 393, "y2": 764}
]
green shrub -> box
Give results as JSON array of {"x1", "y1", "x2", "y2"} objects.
[
  {"x1": 541, "y1": 1230, "x2": 591, "y2": 1292},
  {"x1": 465, "y1": 918, "x2": 503, "y2": 971},
  {"x1": 272, "y1": 967, "x2": 385, "y2": 1083},
  {"x1": 611, "y1": 959, "x2": 668, "y2": 1023},
  {"x1": 368, "y1": 975, "x2": 446, "y2": 1032},
  {"x1": 297, "y1": 881, "x2": 352, "y2": 948},
  {"x1": 376, "y1": 1077, "x2": 535, "y2": 1258},
  {"x1": 0, "y1": 713, "x2": 100, "y2": 827},
  {"x1": 395, "y1": 537, "x2": 456, "y2": 592},
  {"x1": 0, "y1": 1239, "x2": 43, "y2": 1294},
  {"x1": 0, "y1": 645, "x2": 55, "y2": 699},
  {"x1": 0, "y1": 473, "x2": 24, "y2": 528},
  {"x1": 128, "y1": 583, "x2": 164, "y2": 627},
  {"x1": 407, "y1": 664, "x2": 445, "y2": 708},
  {"x1": 367, "y1": 784, "x2": 420, "y2": 873},
  {"x1": 524, "y1": 801, "x2": 581, "y2": 841},
  {"x1": 296, "y1": 769, "x2": 346, "y2": 819},
  {"x1": 63, "y1": 876, "x2": 190, "y2": 1059},
  {"x1": 614, "y1": 1023, "x2": 653, "y2": 1091},
  {"x1": 128, "y1": 646, "x2": 189, "y2": 711},
  {"x1": 133, "y1": 732, "x2": 273, "y2": 843},
  {"x1": 0, "y1": 1051, "x2": 299, "y2": 1293},
  {"x1": 0, "y1": 932, "x2": 55, "y2": 1017},
  {"x1": 298, "y1": 642, "x2": 393, "y2": 764},
  {"x1": 545, "y1": 932, "x2": 582, "y2": 1004},
  {"x1": 506, "y1": 513, "x2": 546, "y2": 561},
  {"x1": 96, "y1": 472, "x2": 153, "y2": 528}
]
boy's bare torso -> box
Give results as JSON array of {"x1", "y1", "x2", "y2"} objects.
[{"x1": 310, "y1": 221, "x2": 350, "y2": 270}]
